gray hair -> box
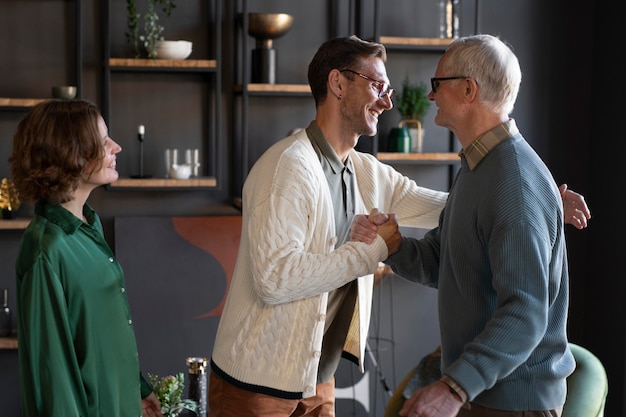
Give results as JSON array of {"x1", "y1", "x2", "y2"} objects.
[{"x1": 443, "y1": 34, "x2": 522, "y2": 115}]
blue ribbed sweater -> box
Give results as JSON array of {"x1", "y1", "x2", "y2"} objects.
[{"x1": 387, "y1": 133, "x2": 575, "y2": 410}]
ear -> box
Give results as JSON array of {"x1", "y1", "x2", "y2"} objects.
[
  {"x1": 328, "y1": 68, "x2": 344, "y2": 99},
  {"x1": 464, "y1": 77, "x2": 479, "y2": 102}
]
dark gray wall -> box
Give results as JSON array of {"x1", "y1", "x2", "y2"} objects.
[{"x1": 1, "y1": 0, "x2": 620, "y2": 415}]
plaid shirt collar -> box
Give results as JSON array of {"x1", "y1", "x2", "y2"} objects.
[{"x1": 459, "y1": 119, "x2": 519, "y2": 170}]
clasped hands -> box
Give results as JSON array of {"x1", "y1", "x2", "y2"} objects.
[{"x1": 351, "y1": 208, "x2": 402, "y2": 256}]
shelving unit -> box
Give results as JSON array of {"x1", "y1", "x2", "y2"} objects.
[
  {"x1": 109, "y1": 58, "x2": 217, "y2": 69},
  {"x1": 377, "y1": 152, "x2": 460, "y2": 164},
  {"x1": 233, "y1": 79, "x2": 312, "y2": 194},
  {"x1": 234, "y1": 84, "x2": 311, "y2": 95},
  {"x1": 232, "y1": 0, "x2": 469, "y2": 197},
  {"x1": 108, "y1": 177, "x2": 217, "y2": 189},
  {"x1": 0, "y1": 335, "x2": 17, "y2": 350},
  {"x1": 0, "y1": 0, "x2": 82, "y2": 244},
  {"x1": 0, "y1": 0, "x2": 82, "y2": 110},
  {"x1": 0, "y1": 219, "x2": 30, "y2": 230},
  {"x1": 232, "y1": 0, "x2": 345, "y2": 197},
  {"x1": 372, "y1": 34, "x2": 457, "y2": 160},
  {"x1": 370, "y1": 0, "x2": 467, "y2": 186},
  {"x1": 378, "y1": 36, "x2": 453, "y2": 50},
  {"x1": 101, "y1": 0, "x2": 221, "y2": 190},
  {"x1": 0, "y1": 98, "x2": 47, "y2": 110}
]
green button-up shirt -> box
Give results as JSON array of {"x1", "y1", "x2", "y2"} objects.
[{"x1": 16, "y1": 201, "x2": 151, "y2": 417}]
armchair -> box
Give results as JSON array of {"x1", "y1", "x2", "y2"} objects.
[{"x1": 383, "y1": 343, "x2": 608, "y2": 417}]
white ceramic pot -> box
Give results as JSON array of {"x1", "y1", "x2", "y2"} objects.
[{"x1": 169, "y1": 164, "x2": 192, "y2": 179}]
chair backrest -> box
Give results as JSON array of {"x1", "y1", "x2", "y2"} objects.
[
  {"x1": 384, "y1": 343, "x2": 608, "y2": 417},
  {"x1": 563, "y1": 343, "x2": 608, "y2": 417},
  {"x1": 383, "y1": 346, "x2": 441, "y2": 417}
]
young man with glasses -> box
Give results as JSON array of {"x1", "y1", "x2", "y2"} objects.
[
  {"x1": 208, "y1": 35, "x2": 590, "y2": 417},
  {"x1": 353, "y1": 34, "x2": 589, "y2": 417},
  {"x1": 208, "y1": 34, "x2": 435, "y2": 417}
]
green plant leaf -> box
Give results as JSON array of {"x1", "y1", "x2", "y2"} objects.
[
  {"x1": 396, "y1": 76, "x2": 431, "y2": 122},
  {"x1": 125, "y1": 0, "x2": 175, "y2": 58},
  {"x1": 148, "y1": 372, "x2": 197, "y2": 416}
]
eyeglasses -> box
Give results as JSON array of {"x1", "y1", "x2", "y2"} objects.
[
  {"x1": 430, "y1": 76, "x2": 469, "y2": 93},
  {"x1": 340, "y1": 69, "x2": 395, "y2": 99}
]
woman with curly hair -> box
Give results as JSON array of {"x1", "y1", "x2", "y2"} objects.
[{"x1": 9, "y1": 99, "x2": 163, "y2": 417}]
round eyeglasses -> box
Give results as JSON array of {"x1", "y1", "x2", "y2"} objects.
[{"x1": 340, "y1": 69, "x2": 395, "y2": 99}]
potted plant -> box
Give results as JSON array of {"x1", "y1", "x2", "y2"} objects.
[
  {"x1": 126, "y1": 0, "x2": 177, "y2": 59},
  {"x1": 148, "y1": 373, "x2": 197, "y2": 417},
  {"x1": 394, "y1": 76, "x2": 431, "y2": 152}
]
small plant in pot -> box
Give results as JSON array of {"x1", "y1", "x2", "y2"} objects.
[
  {"x1": 126, "y1": 0, "x2": 177, "y2": 59},
  {"x1": 147, "y1": 373, "x2": 197, "y2": 417},
  {"x1": 394, "y1": 76, "x2": 431, "y2": 152}
]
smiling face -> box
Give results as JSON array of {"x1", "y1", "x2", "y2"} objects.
[
  {"x1": 82, "y1": 116, "x2": 122, "y2": 189},
  {"x1": 339, "y1": 57, "x2": 393, "y2": 139},
  {"x1": 428, "y1": 54, "x2": 467, "y2": 133}
]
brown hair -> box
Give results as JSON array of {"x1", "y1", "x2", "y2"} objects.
[
  {"x1": 307, "y1": 35, "x2": 387, "y2": 107},
  {"x1": 9, "y1": 99, "x2": 105, "y2": 205}
]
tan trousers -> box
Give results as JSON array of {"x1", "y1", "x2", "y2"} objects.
[{"x1": 208, "y1": 371, "x2": 336, "y2": 417}]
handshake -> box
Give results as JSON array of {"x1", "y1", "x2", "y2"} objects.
[{"x1": 350, "y1": 208, "x2": 402, "y2": 256}]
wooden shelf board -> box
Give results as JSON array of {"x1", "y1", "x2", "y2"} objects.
[
  {"x1": 0, "y1": 335, "x2": 17, "y2": 349},
  {"x1": 377, "y1": 152, "x2": 460, "y2": 162},
  {"x1": 378, "y1": 36, "x2": 456, "y2": 47},
  {"x1": 108, "y1": 177, "x2": 217, "y2": 189},
  {"x1": 0, "y1": 218, "x2": 31, "y2": 230},
  {"x1": 109, "y1": 58, "x2": 217, "y2": 69},
  {"x1": 235, "y1": 84, "x2": 311, "y2": 94},
  {"x1": 0, "y1": 98, "x2": 48, "y2": 108}
]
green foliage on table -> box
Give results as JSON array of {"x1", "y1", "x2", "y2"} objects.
[{"x1": 148, "y1": 372, "x2": 197, "y2": 417}]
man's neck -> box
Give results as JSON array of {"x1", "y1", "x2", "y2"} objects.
[
  {"x1": 315, "y1": 115, "x2": 359, "y2": 163},
  {"x1": 456, "y1": 112, "x2": 510, "y2": 150}
]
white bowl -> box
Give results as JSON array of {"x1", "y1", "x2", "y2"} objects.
[
  {"x1": 169, "y1": 164, "x2": 192, "y2": 179},
  {"x1": 154, "y1": 40, "x2": 193, "y2": 60}
]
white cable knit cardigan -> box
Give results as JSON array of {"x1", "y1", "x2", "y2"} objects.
[{"x1": 211, "y1": 129, "x2": 448, "y2": 398}]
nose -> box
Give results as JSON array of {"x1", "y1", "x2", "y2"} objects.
[
  {"x1": 110, "y1": 139, "x2": 122, "y2": 154},
  {"x1": 380, "y1": 93, "x2": 393, "y2": 110},
  {"x1": 428, "y1": 90, "x2": 435, "y2": 101}
]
